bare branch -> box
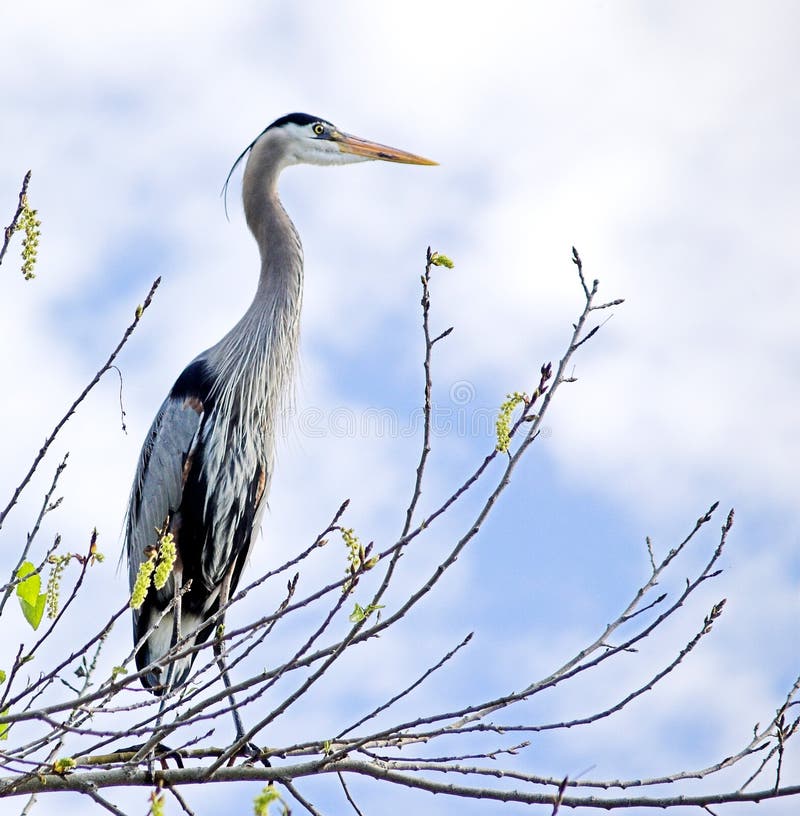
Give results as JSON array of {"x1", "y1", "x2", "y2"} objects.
[{"x1": 0, "y1": 243, "x2": 796, "y2": 814}]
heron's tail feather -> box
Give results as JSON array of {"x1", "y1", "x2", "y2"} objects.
[{"x1": 134, "y1": 608, "x2": 207, "y2": 694}]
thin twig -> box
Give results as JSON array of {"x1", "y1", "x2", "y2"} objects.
[
  {"x1": 552, "y1": 776, "x2": 568, "y2": 815},
  {"x1": 401, "y1": 247, "x2": 437, "y2": 538},
  {"x1": 0, "y1": 277, "x2": 160, "y2": 531},
  {"x1": 165, "y1": 782, "x2": 197, "y2": 816},
  {"x1": 82, "y1": 787, "x2": 128, "y2": 816},
  {"x1": 0, "y1": 171, "x2": 32, "y2": 268},
  {"x1": 337, "y1": 632, "x2": 474, "y2": 739},
  {"x1": 108, "y1": 365, "x2": 127, "y2": 433},
  {"x1": 0, "y1": 454, "x2": 67, "y2": 617},
  {"x1": 283, "y1": 779, "x2": 325, "y2": 816},
  {"x1": 338, "y1": 772, "x2": 366, "y2": 816}
]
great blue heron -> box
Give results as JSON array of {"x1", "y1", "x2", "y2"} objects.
[{"x1": 125, "y1": 113, "x2": 435, "y2": 736}]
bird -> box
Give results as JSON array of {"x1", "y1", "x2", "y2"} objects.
[{"x1": 124, "y1": 113, "x2": 436, "y2": 734}]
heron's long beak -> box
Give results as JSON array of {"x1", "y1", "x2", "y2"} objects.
[{"x1": 335, "y1": 132, "x2": 438, "y2": 165}]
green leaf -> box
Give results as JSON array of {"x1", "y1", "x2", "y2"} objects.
[
  {"x1": 53, "y1": 757, "x2": 76, "y2": 773},
  {"x1": 349, "y1": 602, "x2": 385, "y2": 623},
  {"x1": 16, "y1": 562, "x2": 40, "y2": 606},
  {"x1": 0, "y1": 708, "x2": 10, "y2": 741},
  {"x1": 149, "y1": 788, "x2": 165, "y2": 816},
  {"x1": 16, "y1": 562, "x2": 47, "y2": 630},
  {"x1": 20, "y1": 595, "x2": 46, "y2": 630},
  {"x1": 0, "y1": 670, "x2": 6, "y2": 684},
  {"x1": 254, "y1": 785, "x2": 281, "y2": 816}
]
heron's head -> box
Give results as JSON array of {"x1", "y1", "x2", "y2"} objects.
[
  {"x1": 260, "y1": 112, "x2": 438, "y2": 168},
  {"x1": 224, "y1": 112, "x2": 436, "y2": 210}
]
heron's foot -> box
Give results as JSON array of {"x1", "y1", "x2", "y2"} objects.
[
  {"x1": 116, "y1": 741, "x2": 185, "y2": 769},
  {"x1": 229, "y1": 741, "x2": 271, "y2": 767}
]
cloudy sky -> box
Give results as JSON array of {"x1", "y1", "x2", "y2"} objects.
[{"x1": 1, "y1": 2, "x2": 798, "y2": 814}]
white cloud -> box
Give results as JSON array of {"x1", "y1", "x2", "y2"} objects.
[{"x1": 1, "y1": 2, "x2": 798, "y2": 813}]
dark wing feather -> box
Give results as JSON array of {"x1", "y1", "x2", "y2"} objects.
[{"x1": 125, "y1": 358, "x2": 213, "y2": 687}]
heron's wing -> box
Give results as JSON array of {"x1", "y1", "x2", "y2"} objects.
[{"x1": 125, "y1": 359, "x2": 213, "y2": 602}]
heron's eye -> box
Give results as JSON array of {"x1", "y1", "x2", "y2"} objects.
[{"x1": 312, "y1": 123, "x2": 325, "y2": 136}]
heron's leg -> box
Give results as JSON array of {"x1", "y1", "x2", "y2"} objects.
[
  {"x1": 172, "y1": 577, "x2": 183, "y2": 644},
  {"x1": 129, "y1": 570, "x2": 187, "y2": 769},
  {"x1": 164, "y1": 564, "x2": 184, "y2": 690},
  {"x1": 214, "y1": 564, "x2": 248, "y2": 743},
  {"x1": 145, "y1": 569, "x2": 183, "y2": 772}
]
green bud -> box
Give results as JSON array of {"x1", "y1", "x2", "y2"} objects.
[{"x1": 430, "y1": 251, "x2": 455, "y2": 268}]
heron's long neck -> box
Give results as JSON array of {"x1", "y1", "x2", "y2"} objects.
[{"x1": 208, "y1": 179, "x2": 304, "y2": 456}]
